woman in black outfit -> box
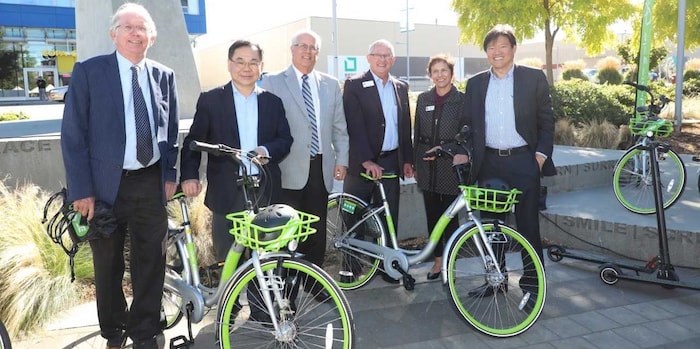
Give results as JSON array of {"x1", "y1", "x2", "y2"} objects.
[{"x1": 413, "y1": 55, "x2": 465, "y2": 279}]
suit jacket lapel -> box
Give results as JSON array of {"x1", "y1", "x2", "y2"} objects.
[
  {"x1": 222, "y1": 83, "x2": 241, "y2": 149},
  {"x1": 106, "y1": 53, "x2": 126, "y2": 135},
  {"x1": 284, "y1": 65, "x2": 306, "y2": 114},
  {"x1": 363, "y1": 70, "x2": 384, "y2": 120},
  {"x1": 512, "y1": 65, "x2": 524, "y2": 126},
  {"x1": 145, "y1": 60, "x2": 161, "y2": 127}
]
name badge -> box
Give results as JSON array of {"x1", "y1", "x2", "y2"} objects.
[
  {"x1": 362, "y1": 80, "x2": 375, "y2": 88},
  {"x1": 426, "y1": 105, "x2": 435, "y2": 112}
]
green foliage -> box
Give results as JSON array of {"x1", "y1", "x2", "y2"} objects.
[
  {"x1": 653, "y1": 0, "x2": 700, "y2": 50},
  {"x1": 616, "y1": 39, "x2": 668, "y2": 70},
  {"x1": 562, "y1": 68, "x2": 587, "y2": 81},
  {"x1": 597, "y1": 67, "x2": 623, "y2": 85},
  {"x1": 451, "y1": 0, "x2": 636, "y2": 84},
  {"x1": 0, "y1": 111, "x2": 29, "y2": 121},
  {"x1": 551, "y1": 80, "x2": 632, "y2": 126},
  {"x1": 684, "y1": 70, "x2": 700, "y2": 81},
  {"x1": 684, "y1": 78, "x2": 700, "y2": 97},
  {"x1": 0, "y1": 50, "x2": 21, "y2": 90}
]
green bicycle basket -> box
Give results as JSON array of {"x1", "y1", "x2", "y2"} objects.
[
  {"x1": 460, "y1": 185, "x2": 521, "y2": 213},
  {"x1": 226, "y1": 204, "x2": 320, "y2": 252},
  {"x1": 629, "y1": 118, "x2": 673, "y2": 137}
]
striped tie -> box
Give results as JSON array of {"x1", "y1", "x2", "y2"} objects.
[
  {"x1": 131, "y1": 65, "x2": 153, "y2": 167},
  {"x1": 302, "y1": 74, "x2": 320, "y2": 156}
]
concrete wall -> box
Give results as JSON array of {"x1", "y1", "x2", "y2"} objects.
[{"x1": 75, "y1": 0, "x2": 201, "y2": 118}]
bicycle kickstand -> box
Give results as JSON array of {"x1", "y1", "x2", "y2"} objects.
[
  {"x1": 391, "y1": 260, "x2": 416, "y2": 291},
  {"x1": 170, "y1": 303, "x2": 195, "y2": 349}
]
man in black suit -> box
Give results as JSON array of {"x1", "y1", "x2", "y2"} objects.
[
  {"x1": 461, "y1": 24, "x2": 555, "y2": 278},
  {"x1": 343, "y1": 39, "x2": 413, "y2": 282},
  {"x1": 180, "y1": 40, "x2": 292, "y2": 261},
  {"x1": 60, "y1": 4, "x2": 179, "y2": 348}
]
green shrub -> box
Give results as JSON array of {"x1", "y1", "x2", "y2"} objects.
[
  {"x1": 551, "y1": 80, "x2": 631, "y2": 126},
  {"x1": 683, "y1": 78, "x2": 700, "y2": 97},
  {"x1": 562, "y1": 69, "x2": 587, "y2": 81},
  {"x1": 0, "y1": 111, "x2": 29, "y2": 122},
  {"x1": 684, "y1": 69, "x2": 700, "y2": 81},
  {"x1": 598, "y1": 67, "x2": 623, "y2": 85}
]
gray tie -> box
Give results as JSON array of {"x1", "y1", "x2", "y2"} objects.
[
  {"x1": 302, "y1": 74, "x2": 320, "y2": 156},
  {"x1": 131, "y1": 65, "x2": 153, "y2": 167}
]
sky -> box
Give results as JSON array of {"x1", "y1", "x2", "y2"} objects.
[{"x1": 201, "y1": 0, "x2": 459, "y2": 47}]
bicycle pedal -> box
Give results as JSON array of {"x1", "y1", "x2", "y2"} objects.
[{"x1": 169, "y1": 335, "x2": 193, "y2": 349}]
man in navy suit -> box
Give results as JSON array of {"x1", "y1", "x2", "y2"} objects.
[
  {"x1": 60, "y1": 3, "x2": 179, "y2": 348},
  {"x1": 179, "y1": 40, "x2": 292, "y2": 261},
  {"x1": 460, "y1": 24, "x2": 555, "y2": 297},
  {"x1": 343, "y1": 39, "x2": 414, "y2": 282}
]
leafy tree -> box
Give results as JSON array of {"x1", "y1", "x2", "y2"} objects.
[
  {"x1": 451, "y1": 0, "x2": 636, "y2": 85},
  {"x1": 652, "y1": 0, "x2": 700, "y2": 49},
  {"x1": 0, "y1": 50, "x2": 20, "y2": 89},
  {"x1": 616, "y1": 39, "x2": 668, "y2": 71}
]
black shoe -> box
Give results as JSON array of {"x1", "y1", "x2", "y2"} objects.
[
  {"x1": 467, "y1": 282, "x2": 507, "y2": 297},
  {"x1": 380, "y1": 272, "x2": 400, "y2": 284},
  {"x1": 248, "y1": 307, "x2": 272, "y2": 326},
  {"x1": 426, "y1": 271, "x2": 440, "y2": 280}
]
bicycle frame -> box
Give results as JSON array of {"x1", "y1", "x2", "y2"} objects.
[{"x1": 334, "y1": 177, "x2": 506, "y2": 282}]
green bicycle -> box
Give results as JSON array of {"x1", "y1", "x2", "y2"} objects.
[
  {"x1": 163, "y1": 141, "x2": 354, "y2": 348},
  {"x1": 612, "y1": 82, "x2": 686, "y2": 214},
  {"x1": 324, "y1": 127, "x2": 546, "y2": 337}
]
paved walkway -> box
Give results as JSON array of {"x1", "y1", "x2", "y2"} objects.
[{"x1": 12, "y1": 256, "x2": 700, "y2": 348}]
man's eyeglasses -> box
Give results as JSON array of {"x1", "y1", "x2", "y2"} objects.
[
  {"x1": 230, "y1": 59, "x2": 261, "y2": 69},
  {"x1": 369, "y1": 53, "x2": 393, "y2": 60},
  {"x1": 116, "y1": 24, "x2": 149, "y2": 35},
  {"x1": 292, "y1": 43, "x2": 319, "y2": 52}
]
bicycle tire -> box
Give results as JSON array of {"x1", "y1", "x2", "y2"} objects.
[
  {"x1": 613, "y1": 145, "x2": 686, "y2": 214},
  {"x1": 445, "y1": 223, "x2": 546, "y2": 337},
  {"x1": 216, "y1": 257, "x2": 354, "y2": 349},
  {"x1": 325, "y1": 193, "x2": 385, "y2": 290},
  {"x1": 0, "y1": 320, "x2": 11, "y2": 349},
  {"x1": 162, "y1": 271, "x2": 184, "y2": 330}
]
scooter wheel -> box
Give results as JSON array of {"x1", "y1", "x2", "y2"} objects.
[
  {"x1": 547, "y1": 245, "x2": 565, "y2": 262},
  {"x1": 599, "y1": 264, "x2": 620, "y2": 285}
]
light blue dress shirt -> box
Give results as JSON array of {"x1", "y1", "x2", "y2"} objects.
[
  {"x1": 484, "y1": 65, "x2": 527, "y2": 150},
  {"x1": 371, "y1": 72, "x2": 399, "y2": 151}
]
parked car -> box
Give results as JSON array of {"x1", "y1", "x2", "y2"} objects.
[{"x1": 48, "y1": 85, "x2": 68, "y2": 102}]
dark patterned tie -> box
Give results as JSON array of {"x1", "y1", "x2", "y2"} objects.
[
  {"x1": 131, "y1": 65, "x2": 153, "y2": 167},
  {"x1": 302, "y1": 74, "x2": 320, "y2": 156}
]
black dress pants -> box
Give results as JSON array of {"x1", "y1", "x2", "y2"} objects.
[
  {"x1": 90, "y1": 164, "x2": 167, "y2": 348},
  {"x1": 282, "y1": 155, "x2": 329, "y2": 267}
]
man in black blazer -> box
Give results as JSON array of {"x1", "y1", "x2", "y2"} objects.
[
  {"x1": 180, "y1": 40, "x2": 292, "y2": 261},
  {"x1": 60, "y1": 4, "x2": 178, "y2": 348},
  {"x1": 461, "y1": 24, "x2": 555, "y2": 283},
  {"x1": 343, "y1": 39, "x2": 413, "y2": 282}
]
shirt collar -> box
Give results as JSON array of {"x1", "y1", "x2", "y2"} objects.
[
  {"x1": 370, "y1": 71, "x2": 392, "y2": 87},
  {"x1": 230, "y1": 81, "x2": 262, "y2": 97},
  {"x1": 116, "y1": 51, "x2": 146, "y2": 72},
  {"x1": 293, "y1": 66, "x2": 315, "y2": 83},
  {"x1": 489, "y1": 64, "x2": 515, "y2": 81}
]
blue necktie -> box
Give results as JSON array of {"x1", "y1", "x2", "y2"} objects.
[
  {"x1": 131, "y1": 65, "x2": 153, "y2": 167},
  {"x1": 302, "y1": 74, "x2": 320, "y2": 156}
]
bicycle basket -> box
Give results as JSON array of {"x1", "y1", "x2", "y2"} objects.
[
  {"x1": 629, "y1": 118, "x2": 673, "y2": 137},
  {"x1": 226, "y1": 204, "x2": 320, "y2": 252},
  {"x1": 459, "y1": 185, "x2": 521, "y2": 213}
]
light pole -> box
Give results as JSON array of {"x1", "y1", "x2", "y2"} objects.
[{"x1": 399, "y1": 0, "x2": 413, "y2": 83}]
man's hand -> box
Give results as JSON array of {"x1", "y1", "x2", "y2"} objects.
[
  {"x1": 165, "y1": 181, "x2": 177, "y2": 200},
  {"x1": 334, "y1": 165, "x2": 347, "y2": 180},
  {"x1": 403, "y1": 163, "x2": 414, "y2": 178},
  {"x1": 453, "y1": 154, "x2": 469, "y2": 165},
  {"x1": 73, "y1": 196, "x2": 95, "y2": 221},
  {"x1": 422, "y1": 145, "x2": 442, "y2": 161},
  {"x1": 535, "y1": 153, "x2": 546, "y2": 172},
  {"x1": 181, "y1": 179, "x2": 202, "y2": 197},
  {"x1": 253, "y1": 146, "x2": 270, "y2": 165},
  {"x1": 362, "y1": 160, "x2": 383, "y2": 180}
]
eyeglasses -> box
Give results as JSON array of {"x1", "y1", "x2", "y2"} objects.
[
  {"x1": 117, "y1": 24, "x2": 149, "y2": 35},
  {"x1": 292, "y1": 43, "x2": 319, "y2": 52},
  {"x1": 369, "y1": 53, "x2": 393, "y2": 60},
  {"x1": 230, "y1": 59, "x2": 261, "y2": 69}
]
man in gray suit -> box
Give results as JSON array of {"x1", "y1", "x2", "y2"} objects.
[{"x1": 260, "y1": 29, "x2": 349, "y2": 268}]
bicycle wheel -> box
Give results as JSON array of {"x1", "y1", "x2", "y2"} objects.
[
  {"x1": 162, "y1": 272, "x2": 184, "y2": 330},
  {"x1": 325, "y1": 193, "x2": 385, "y2": 290},
  {"x1": 613, "y1": 145, "x2": 686, "y2": 214},
  {"x1": 445, "y1": 223, "x2": 546, "y2": 337},
  {"x1": 0, "y1": 320, "x2": 11, "y2": 349},
  {"x1": 216, "y1": 257, "x2": 354, "y2": 349}
]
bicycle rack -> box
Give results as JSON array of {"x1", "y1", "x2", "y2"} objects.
[{"x1": 548, "y1": 139, "x2": 700, "y2": 291}]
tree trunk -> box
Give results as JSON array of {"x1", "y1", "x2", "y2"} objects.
[{"x1": 544, "y1": 20, "x2": 554, "y2": 85}]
